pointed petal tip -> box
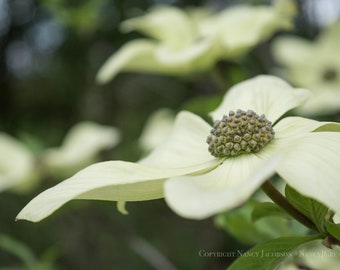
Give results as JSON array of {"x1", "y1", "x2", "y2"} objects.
[
  {"x1": 96, "y1": 67, "x2": 114, "y2": 85},
  {"x1": 15, "y1": 212, "x2": 37, "y2": 223}
]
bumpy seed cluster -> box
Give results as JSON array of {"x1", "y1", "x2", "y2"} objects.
[{"x1": 206, "y1": 109, "x2": 275, "y2": 158}]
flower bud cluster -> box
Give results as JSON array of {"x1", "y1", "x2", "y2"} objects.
[{"x1": 207, "y1": 109, "x2": 275, "y2": 158}]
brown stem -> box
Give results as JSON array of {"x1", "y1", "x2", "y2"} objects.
[{"x1": 261, "y1": 181, "x2": 318, "y2": 232}]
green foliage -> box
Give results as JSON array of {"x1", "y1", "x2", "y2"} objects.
[
  {"x1": 0, "y1": 234, "x2": 58, "y2": 270},
  {"x1": 215, "y1": 200, "x2": 307, "y2": 245},
  {"x1": 41, "y1": 0, "x2": 113, "y2": 35},
  {"x1": 325, "y1": 221, "x2": 340, "y2": 241},
  {"x1": 285, "y1": 185, "x2": 329, "y2": 234},
  {"x1": 228, "y1": 235, "x2": 322, "y2": 270},
  {"x1": 251, "y1": 201, "x2": 290, "y2": 221}
]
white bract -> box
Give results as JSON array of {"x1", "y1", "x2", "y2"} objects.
[
  {"x1": 0, "y1": 133, "x2": 37, "y2": 193},
  {"x1": 43, "y1": 122, "x2": 120, "y2": 176},
  {"x1": 17, "y1": 76, "x2": 340, "y2": 222},
  {"x1": 97, "y1": 1, "x2": 295, "y2": 83},
  {"x1": 0, "y1": 122, "x2": 121, "y2": 192},
  {"x1": 138, "y1": 108, "x2": 175, "y2": 154},
  {"x1": 272, "y1": 21, "x2": 340, "y2": 115}
]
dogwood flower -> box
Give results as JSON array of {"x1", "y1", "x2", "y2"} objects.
[
  {"x1": 138, "y1": 108, "x2": 175, "y2": 153},
  {"x1": 0, "y1": 133, "x2": 37, "y2": 193},
  {"x1": 97, "y1": 1, "x2": 295, "y2": 83},
  {"x1": 272, "y1": 21, "x2": 340, "y2": 115},
  {"x1": 17, "y1": 75, "x2": 340, "y2": 222},
  {"x1": 42, "y1": 121, "x2": 120, "y2": 177},
  {"x1": 1, "y1": 122, "x2": 120, "y2": 193}
]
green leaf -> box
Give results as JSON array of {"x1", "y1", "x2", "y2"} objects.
[
  {"x1": 0, "y1": 234, "x2": 37, "y2": 268},
  {"x1": 251, "y1": 202, "x2": 289, "y2": 222},
  {"x1": 285, "y1": 185, "x2": 328, "y2": 233},
  {"x1": 0, "y1": 234, "x2": 58, "y2": 270},
  {"x1": 228, "y1": 235, "x2": 322, "y2": 270},
  {"x1": 215, "y1": 200, "x2": 307, "y2": 245},
  {"x1": 325, "y1": 221, "x2": 340, "y2": 240},
  {"x1": 314, "y1": 123, "x2": 340, "y2": 132}
]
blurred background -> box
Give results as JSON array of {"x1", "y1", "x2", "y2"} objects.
[{"x1": 1, "y1": 0, "x2": 340, "y2": 269}]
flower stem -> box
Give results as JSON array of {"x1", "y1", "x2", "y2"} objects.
[{"x1": 261, "y1": 181, "x2": 318, "y2": 232}]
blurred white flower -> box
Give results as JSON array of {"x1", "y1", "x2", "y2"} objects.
[
  {"x1": 43, "y1": 121, "x2": 120, "y2": 177},
  {"x1": 0, "y1": 122, "x2": 120, "y2": 193},
  {"x1": 272, "y1": 21, "x2": 340, "y2": 115},
  {"x1": 97, "y1": 1, "x2": 296, "y2": 83},
  {"x1": 0, "y1": 132, "x2": 37, "y2": 193},
  {"x1": 138, "y1": 108, "x2": 175, "y2": 154}
]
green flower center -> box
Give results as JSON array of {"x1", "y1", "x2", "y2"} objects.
[{"x1": 206, "y1": 109, "x2": 275, "y2": 158}]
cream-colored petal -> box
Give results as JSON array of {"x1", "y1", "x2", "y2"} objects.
[
  {"x1": 272, "y1": 36, "x2": 314, "y2": 67},
  {"x1": 121, "y1": 6, "x2": 195, "y2": 48},
  {"x1": 185, "y1": 6, "x2": 212, "y2": 26},
  {"x1": 273, "y1": 116, "x2": 337, "y2": 139},
  {"x1": 139, "y1": 111, "x2": 216, "y2": 168},
  {"x1": 43, "y1": 122, "x2": 120, "y2": 176},
  {"x1": 199, "y1": 3, "x2": 294, "y2": 57},
  {"x1": 274, "y1": 0, "x2": 298, "y2": 17},
  {"x1": 96, "y1": 39, "x2": 160, "y2": 84},
  {"x1": 271, "y1": 21, "x2": 340, "y2": 117},
  {"x1": 164, "y1": 152, "x2": 281, "y2": 219},
  {"x1": 155, "y1": 36, "x2": 215, "y2": 65},
  {"x1": 296, "y1": 88, "x2": 340, "y2": 116},
  {"x1": 220, "y1": 6, "x2": 292, "y2": 56},
  {"x1": 318, "y1": 21, "x2": 340, "y2": 52},
  {"x1": 266, "y1": 117, "x2": 340, "y2": 164},
  {"x1": 210, "y1": 75, "x2": 311, "y2": 123},
  {"x1": 17, "y1": 159, "x2": 219, "y2": 222},
  {"x1": 0, "y1": 133, "x2": 36, "y2": 192},
  {"x1": 138, "y1": 108, "x2": 175, "y2": 153},
  {"x1": 96, "y1": 38, "x2": 214, "y2": 83},
  {"x1": 277, "y1": 132, "x2": 340, "y2": 215}
]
